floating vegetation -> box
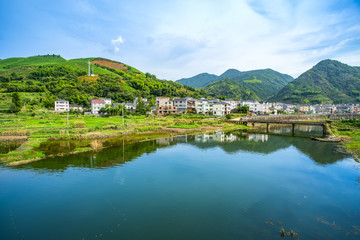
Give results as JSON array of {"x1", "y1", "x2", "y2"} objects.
[{"x1": 279, "y1": 226, "x2": 297, "y2": 238}]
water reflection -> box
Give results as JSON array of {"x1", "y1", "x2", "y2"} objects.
[
  {"x1": 10, "y1": 130, "x2": 351, "y2": 173},
  {"x1": 0, "y1": 139, "x2": 27, "y2": 154}
]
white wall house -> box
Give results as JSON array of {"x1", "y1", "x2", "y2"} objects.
[
  {"x1": 54, "y1": 99, "x2": 69, "y2": 112},
  {"x1": 195, "y1": 99, "x2": 213, "y2": 114},
  {"x1": 213, "y1": 102, "x2": 231, "y2": 117},
  {"x1": 223, "y1": 99, "x2": 239, "y2": 111},
  {"x1": 91, "y1": 99, "x2": 106, "y2": 115},
  {"x1": 240, "y1": 101, "x2": 269, "y2": 114},
  {"x1": 101, "y1": 98, "x2": 112, "y2": 106}
]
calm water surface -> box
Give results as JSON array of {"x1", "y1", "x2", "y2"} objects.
[{"x1": 0, "y1": 131, "x2": 359, "y2": 240}]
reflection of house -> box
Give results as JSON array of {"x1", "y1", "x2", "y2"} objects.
[
  {"x1": 195, "y1": 134, "x2": 211, "y2": 143},
  {"x1": 248, "y1": 134, "x2": 268, "y2": 142},
  {"x1": 212, "y1": 132, "x2": 237, "y2": 142},
  {"x1": 156, "y1": 137, "x2": 173, "y2": 146},
  {"x1": 91, "y1": 99, "x2": 105, "y2": 114},
  {"x1": 55, "y1": 99, "x2": 69, "y2": 112}
]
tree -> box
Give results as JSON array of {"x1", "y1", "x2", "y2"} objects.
[
  {"x1": 238, "y1": 105, "x2": 249, "y2": 114},
  {"x1": 135, "y1": 98, "x2": 148, "y2": 115},
  {"x1": 10, "y1": 92, "x2": 22, "y2": 113}
]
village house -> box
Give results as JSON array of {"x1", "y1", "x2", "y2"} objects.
[
  {"x1": 213, "y1": 101, "x2": 231, "y2": 117},
  {"x1": 91, "y1": 99, "x2": 105, "y2": 115},
  {"x1": 223, "y1": 99, "x2": 239, "y2": 112},
  {"x1": 156, "y1": 97, "x2": 173, "y2": 107},
  {"x1": 157, "y1": 106, "x2": 178, "y2": 115},
  {"x1": 69, "y1": 104, "x2": 83, "y2": 112},
  {"x1": 54, "y1": 99, "x2": 69, "y2": 112},
  {"x1": 173, "y1": 97, "x2": 188, "y2": 113},
  {"x1": 195, "y1": 99, "x2": 213, "y2": 114},
  {"x1": 240, "y1": 101, "x2": 269, "y2": 115},
  {"x1": 101, "y1": 98, "x2": 112, "y2": 106}
]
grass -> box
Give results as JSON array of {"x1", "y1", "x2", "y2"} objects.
[
  {"x1": 331, "y1": 119, "x2": 360, "y2": 157},
  {"x1": 0, "y1": 110, "x2": 242, "y2": 164}
]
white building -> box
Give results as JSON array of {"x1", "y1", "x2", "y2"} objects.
[
  {"x1": 223, "y1": 99, "x2": 239, "y2": 112},
  {"x1": 212, "y1": 102, "x2": 231, "y2": 117},
  {"x1": 91, "y1": 99, "x2": 106, "y2": 115},
  {"x1": 195, "y1": 99, "x2": 213, "y2": 114},
  {"x1": 240, "y1": 101, "x2": 269, "y2": 115},
  {"x1": 54, "y1": 99, "x2": 69, "y2": 112},
  {"x1": 101, "y1": 98, "x2": 112, "y2": 106}
]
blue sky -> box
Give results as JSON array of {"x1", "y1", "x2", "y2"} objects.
[{"x1": 1, "y1": 0, "x2": 360, "y2": 80}]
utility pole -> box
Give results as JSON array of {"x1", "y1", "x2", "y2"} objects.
[{"x1": 122, "y1": 103, "x2": 124, "y2": 125}]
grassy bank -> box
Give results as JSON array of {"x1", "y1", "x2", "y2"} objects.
[
  {"x1": 0, "y1": 111, "x2": 244, "y2": 165},
  {"x1": 331, "y1": 119, "x2": 360, "y2": 160}
]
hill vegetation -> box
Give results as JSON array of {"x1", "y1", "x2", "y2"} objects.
[
  {"x1": 270, "y1": 59, "x2": 360, "y2": 104},
  {"x1": 176, "y1": 68, "x2": 293, "y2": 101},
  {"x1": 0, "y1": 55, "x2": 204, "y2": 111},
  {"x1": 204, "y1": 79, "x2": 260, "y2": 101}
]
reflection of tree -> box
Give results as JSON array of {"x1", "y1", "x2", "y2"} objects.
[{"x1": 13, "y1": 132, "x2": 351, "y2": 173}]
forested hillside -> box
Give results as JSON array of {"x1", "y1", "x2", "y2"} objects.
[
  {"x1": 204, "y1": 79, "x2": 260, "y2": 101},
  {"x1": 270, "y1": 59, "x2": 360, "y2": 104},
  {"x1": 0, "y1": 55, "x2": 204, "y2": 110},
  {"x1": 176, "y1": 68, "x2": 293, "y2": 101}
]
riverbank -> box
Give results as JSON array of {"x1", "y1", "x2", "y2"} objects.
[
  {"x1": 0, "y1": 112, "x2": 244, "y2": 165},
  {"x1": 330, "y1": 119, "x2": 360, "y2": 161}
]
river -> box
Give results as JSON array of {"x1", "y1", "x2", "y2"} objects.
[{"x1": 0, "y1": 130, "x2": 359, "y2": 239}]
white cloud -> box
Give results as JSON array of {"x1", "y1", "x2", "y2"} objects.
[{"x1": 111, "y1": 35, "x2": 125, "y2": 45}]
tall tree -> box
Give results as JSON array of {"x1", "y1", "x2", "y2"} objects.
[{"x1": 10, "y1": 92, "x2": 22, "y2": 113}]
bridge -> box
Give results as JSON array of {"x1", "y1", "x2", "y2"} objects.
[{"x1": 229, "y1": 113, "x2": 360, "y2": 137}]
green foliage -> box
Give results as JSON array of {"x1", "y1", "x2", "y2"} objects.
[
  {"x1": 238, "y1": 105, "x2": 249, "y2": 114},
  {"x1": 177, "y1": 68, "x2": 293, "y2": 100},
  {"x1": 0, "y1": 55, "x2": 205, "y2": 112},
  {"x1": 225, "y1": 114, "x2": 233, "y2": 119},
  {"x1": 204, "y1": 79, "x2": 260, "y2": 100},
  {"x1": 10, "y1": 92, "x2": 22, "y2": 113},
  {"x1": 271, "y1": 59, "x2": 360, "y2": 104}
]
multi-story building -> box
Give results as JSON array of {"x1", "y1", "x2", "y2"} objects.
[
  {"x1": 54, "y1": 99, "x2": 69, "y2": 112},
  {"x1": 213, "y1": 102, "x2": 231, "y2": 117},
  {"x1": 91, "y1": 99, "x2": 105, "y2": 114},
  {"x1": 157, "y1": 106, "x2": 178, "y2": 115},
  {"x1": 240, "y1": 101, "x2": 269, "y2": 115},
  {"x1": 223, "y1": 99, "x2": 239, "y2": 112},
  {"x1": 173, "y1": 97, "x2": 188, "y2": 113},
  {"x1": 156, "y1": 97, "x2": 173, "y2": 107},
  {"x1": 195, "y1": 99, "x2": 213, "y2": 114}
]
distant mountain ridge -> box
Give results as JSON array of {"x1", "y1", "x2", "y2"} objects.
[
  {"x1": 176, "y1": 68, "x2": 294, "y2": 100},
  {"x1": 270, "y1": 59, "x2": 360, "y2": 104}
]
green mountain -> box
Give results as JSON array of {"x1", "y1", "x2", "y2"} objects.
[
  {"x1": 176, "y1": 73, "x2": 218, "y2": 88},
  {"x1": 176, "y1": 68, "x2": 293, "y2": 100},
  {"x1": 270, "y1": 59, "x2": 360, "y2": 104},
  {"x1": 0, "y1": 55, "x2": 203, "y2": 111},
  {"x1": 204, "y1": 79, "x2": 260, "y2": 101}
]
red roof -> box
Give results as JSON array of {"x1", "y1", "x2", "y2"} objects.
[{"x1": 92, "y1": 99, "x2": 105, "y2": 103}]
